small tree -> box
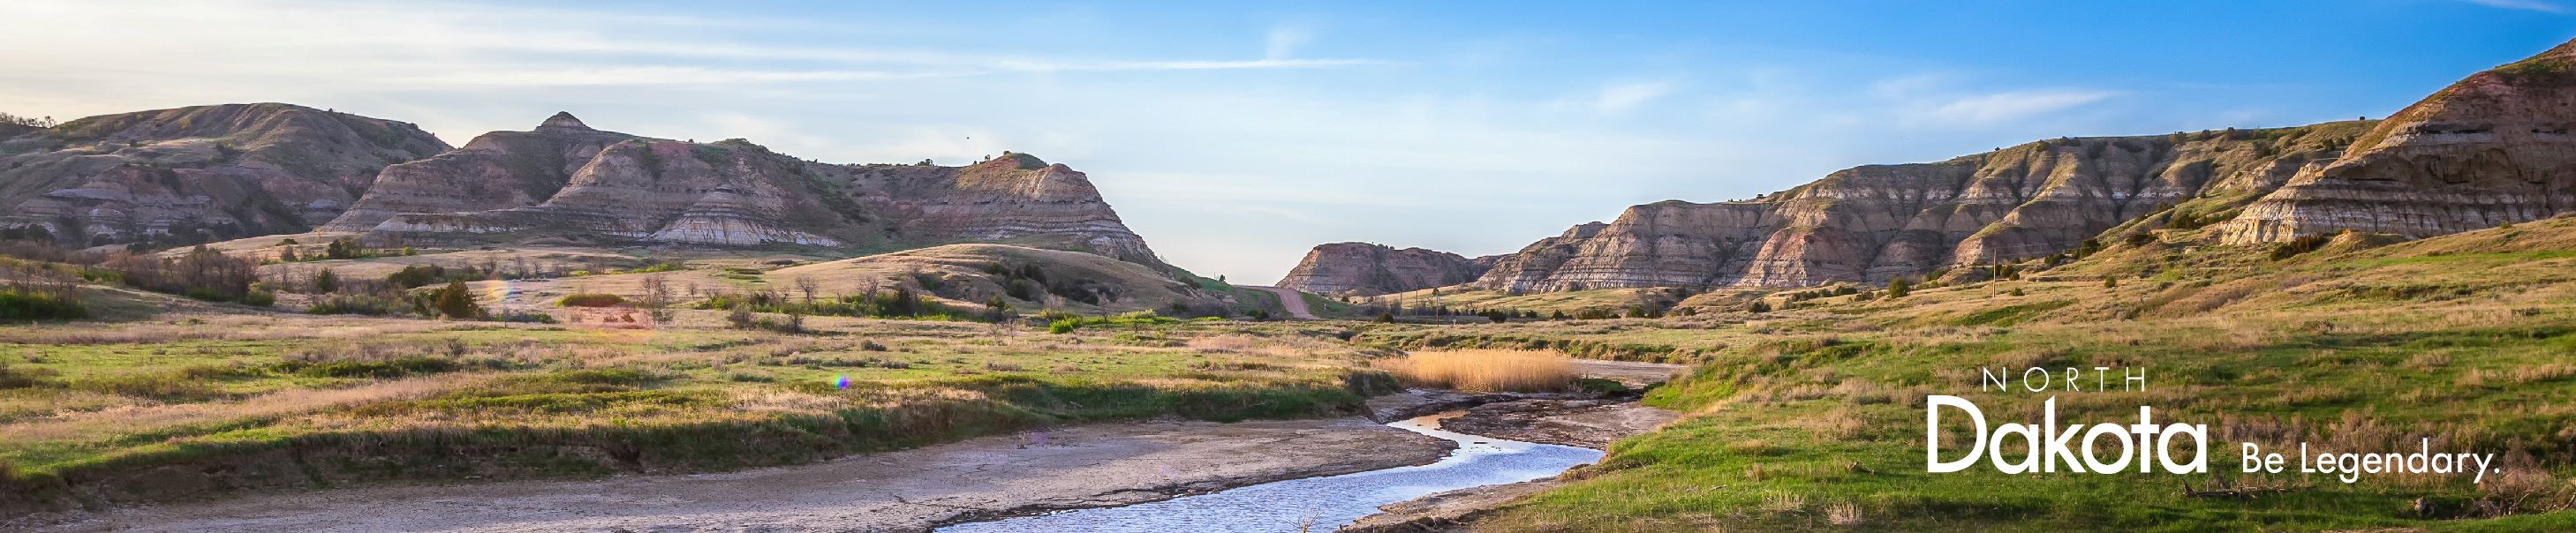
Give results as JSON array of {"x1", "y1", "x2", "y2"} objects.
[
  {"x1": 1749, "y1": 300, "x2": 1771, "y2": 313},
  {"x1": 984, "y1": 296, "x2": 1011, "y2": 322},
  {"x1": 794, "y1": 275, "x2": 820, "y2": 304},
  {"x1": 639, "y1": 273, "x2": 674, "y2": 321},
  {"x1": 1886, "y1": 277, "x2": 1913, "y2": 298},
  {"x1": 430, "y1": 281, "x2": 481, "y2": 319},
  {"x1": 314, "y1": 268, "x2": 339, "y2": 294}
]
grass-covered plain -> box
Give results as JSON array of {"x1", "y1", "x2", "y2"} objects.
[{"x1": 0, "y1": 297, "x2": 1394, "y2": 516}]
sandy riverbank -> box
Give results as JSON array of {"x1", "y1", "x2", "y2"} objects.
[{"x1": 20, "y1": 417, "x2": 1453, "y2": 533}]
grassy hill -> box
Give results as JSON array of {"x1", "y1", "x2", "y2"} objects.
[{"x1": 1426, "y1": 216, "x2": 2576, "y2": 531}]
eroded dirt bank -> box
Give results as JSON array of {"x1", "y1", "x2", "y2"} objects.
[
  {"x1": 1343, "y1": 361, "x2": 1684, "y2": 533},
  {"x1": 20, "y1": 417, "x2": 1453, "y2": 533}
]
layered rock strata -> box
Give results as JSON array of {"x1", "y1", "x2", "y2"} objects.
[
  {"x1": 0, "y1": 103, "x2": 449, "y2": 245},
  {"x1": 1274, "y1": 243, "x2": 1500, "y2": 296},
  {"x1": 323, "y1": 115, "x2": 1159, "y2": 263},
  {"x1": 2220, "y1": 39, "x2": 2576, "y2": 244},
  {"x1": 1470, "y1": 123, "x2": 2368, "y2": 290}
]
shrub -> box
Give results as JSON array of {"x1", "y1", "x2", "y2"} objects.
[
  {"x1": 491, "y1": 310, "x2": 558, "y2": 323},
  {"x1": 426, "y1": 281, "x2": 483, "y2": 319},
  {"x1": 1885, "y1": 277, "x2": 1913, "y2": 298},
  {"x1": 0, "y1": 284, "x2": 85, "y2": 321},
  {"x1": 240, "y1": 289, "x2": 276, "y2": 307},
  {"x1": 292, "y1": 357, "x2": 461, "y2": 379},
  {"x1": 0, "y1": 363, "x2": 57, "y2": 388},
  {"x1": 2270, "y1": 234, "x2": 2334, "y2": 260},
  {"x1": 558, "y1": 293, "x2": 626, "y2": 307},
  {"x1": 307, "y1": 293, "x2": 411, "y2": 316},
  {"x1": 68, "y1": 372, "x2": 226, "y2": 402},
  {"x1": 107, "y1": 245, "x2": 255, "y2": 301}
]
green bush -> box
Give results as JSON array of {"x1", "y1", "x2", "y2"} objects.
[
  {"x1": 426, "y1": 281, "x2": 483, "y2": 319},
  {"x1": 0, "y1": 287, "x2": 85, "y2": 321},
  {"x1": 1043, "y1": 312, "x2": 1178, "y2": 334},
  {"x1": 492, "y1": 310, "x2": 558, "y2": 323},
  {"x1": 0, "y1": 363, "x2": 58, "y2": 388},
  {"x1": 557, "y1": 293, "x2": 626, "y2": 307},
  {"x1": 240, "y1": 289, "x2": 276, "y2": 307},
  {"x1": 68, "y1": 372, "x2": 226, "y2": 402},
  {"x1": 290, "y1": 357, "x2": 461, "y2": 379},
  {"x1": 307, "y1": 294, "x2": 411, "y2": 316}
]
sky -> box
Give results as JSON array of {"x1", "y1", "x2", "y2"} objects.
[{"x1": 3, "y1": 1, "x2": 2572, "y2": 282}]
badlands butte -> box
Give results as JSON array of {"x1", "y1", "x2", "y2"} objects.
[
  {"x1": 1281, "y1": 39, "x2": 2576, "y2": 298},
  {"x1": 4, "y1": 33, "x2": 2576, "y2": 533}
]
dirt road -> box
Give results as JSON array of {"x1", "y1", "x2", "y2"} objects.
[
  {"x1": 1242, "y1": 285, "x2": 1320, "y2": 319},
  {"x1": 22, "y1": 417, "x2": 1452, "y2": 533}
]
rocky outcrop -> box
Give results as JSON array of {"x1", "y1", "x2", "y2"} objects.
[
  {"x1": 0, "y1": 103, "x2": 449, "y2": 246},
  {"x1": 318, "y1": 111, "x2": 628, "y2": 233},
  {"x1": 1274, "y1": 243, "x2": 1500, "y2": 296},
  {"x1": 1471, "y1": 123, "x2": 2371, "y2": 290},
  {"x1": 325, "y1": 115, "x2": 1160, "y2": 264},
  {"x1": 2219, "y1": 39, "x2": 2576, "y2": 244}
]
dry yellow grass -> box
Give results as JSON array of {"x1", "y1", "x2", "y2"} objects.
[{"x1": 1373, "y1": 349, "x2": 1576, "y2": 392}]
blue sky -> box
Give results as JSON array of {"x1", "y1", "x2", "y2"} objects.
[{"x1": 4, "y1": 1, "x2": 2571, "y2": 282}]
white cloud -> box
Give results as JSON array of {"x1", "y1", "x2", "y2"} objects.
[
  {"x1": 1918, "y1": 89, "x2": 2119, "y2": 125},
  {"x1": 2465, "y1": 0, "x2": 2568, "y2": 13},
  {"x1": 1592, "y1": 81, "x2": 1675, "y2": 114},
  {"x1": 1266, "y1": 25, "x2": 1313, "y2": 60}
]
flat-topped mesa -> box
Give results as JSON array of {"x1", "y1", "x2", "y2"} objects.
[
  {"x1": 1466, "y1": 121, "x2": 2371, "y2": 291},
  {"x1": 0, "y1": 103, "x2": 450, "y2": 246},
  {"x1": 2218, "y1": 38, "x2": 2576, "y2": 244},
  {"x1": 1276, "y1": 243, "x2": 1500, "y2": 297},
  {"x1": 321, "y1": 114, "x2": 1161, "y2": 263}
]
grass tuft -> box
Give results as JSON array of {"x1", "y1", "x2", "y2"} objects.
[{"x1": 1373, "y1": 349, "x2": 1577, "y2": 392}]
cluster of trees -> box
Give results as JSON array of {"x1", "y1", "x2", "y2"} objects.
[
  {"x1": 270, "y1": 237, "x2": 409, "y2": 263},
  {"x1": 0, "y1": 112, "x2": 55, "y2": 128},
  {"x1": 698, "y1": 284, "x2": 971, "y2": 324},
  {"x1": 0, "y1": 266, "x2": 87, "y2": 321},
  {"x1": 102, "y1": 246, "x2": 268, "y2": 305},
  {"x1": 978, "y1": 261, "x2": 1113, "y2": 306}
]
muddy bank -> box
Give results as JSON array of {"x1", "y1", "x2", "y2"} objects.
[
  {"x1": 1438, "y1": 398, "x2": 1678, "y2": 448},
  {"x1": 18, "y1": 417, "x2": 1453, "y2": 533},
  {"x1": 1344, "y1": 361, "x2": 1683, "y2": 533},
  {"x1": 1339, "y1": 401, "x2": 1674, "y2": 533}
]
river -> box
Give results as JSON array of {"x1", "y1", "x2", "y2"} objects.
[{"x1": 937, "y1": 411, "x2": 1601, "y2": 532}]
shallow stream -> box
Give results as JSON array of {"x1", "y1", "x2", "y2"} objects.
[{"x1": 936, "y1": 411, "x2": 1600, "y2": 532}]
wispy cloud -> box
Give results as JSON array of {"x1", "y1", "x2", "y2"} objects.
[
  {"x1": 2465, "y1": 0, "x2": 2568, "y2": 13},
  {"x1": 1266, "y1": 25, "x2": 1314, "y2": 60},
  {"x1": 1919, "y1": 89, "x2": 2120, "y2": 125},
  {"x1": 1592, "y1": 81, "x2": 1676, "y2": 114}
]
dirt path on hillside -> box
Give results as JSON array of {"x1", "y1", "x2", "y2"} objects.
[
  {"x1": 19, "y1": 418, "x2": 1452, "y2": 533},
  {"x1": 1243, "y1": 285, "x2": 1320, "y2": 319}
]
